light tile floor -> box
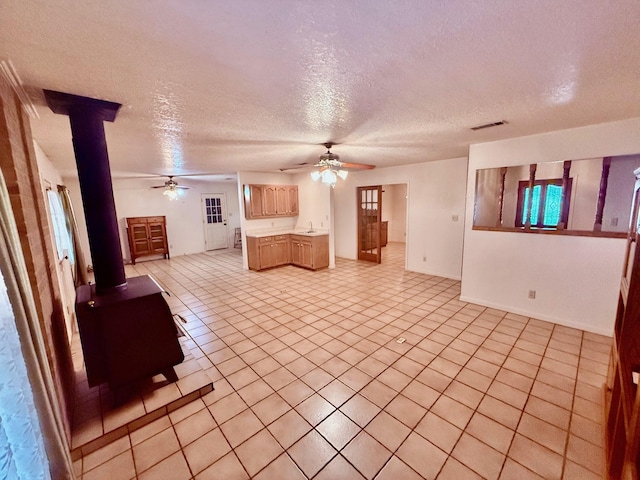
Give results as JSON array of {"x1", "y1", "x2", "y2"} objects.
[
  {"x1": 76, "y1": 243, "x2": 609, "y2": 479},
  {"x1": 70, "y1": 334, "x2": 213, "y2": 456}
]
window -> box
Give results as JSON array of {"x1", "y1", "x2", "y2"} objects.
[
  {"x1": 46, "y1": 190, "x2": 74, "y2": 265},
  {"x1": 515, "y1": 178, "x2": 572, "y2": 228}
]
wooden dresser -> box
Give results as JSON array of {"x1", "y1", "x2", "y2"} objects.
[
  {"x1": 126, "y1": 216, "x2": 169, "y2": 264},
  {"x1": 606, "y1": 167, "x2": 640, "y2": 479}
]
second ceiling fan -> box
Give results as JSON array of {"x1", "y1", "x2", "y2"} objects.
[{"x1": 150, "y1": 176, "x2": 190, "y2": 200}]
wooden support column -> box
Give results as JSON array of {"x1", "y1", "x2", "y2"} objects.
[
  {"x1": 594, "y1": 157, "x2": 612, "y2": 232},
  {"x1": 558, "y1": 160, "x2": 572, "y2": 230},
  {"x1": 524, "y1": 164, "x2": 537, "y2": 229},
  {"x1": 496, "y1": 167, "x2": 507, "y2": 227}
]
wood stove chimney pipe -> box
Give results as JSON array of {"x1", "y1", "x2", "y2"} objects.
[{"x1": 44, "y1": 90, "x2": 125, "y2": 293}]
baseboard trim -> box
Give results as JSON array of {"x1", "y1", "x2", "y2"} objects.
[{"x1": 459, "y1": 295, "x2": 613, "y2": 337}]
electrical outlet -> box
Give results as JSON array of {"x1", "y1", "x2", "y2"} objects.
[
  {"x1": 611, "y1": 217, "x2": 619, "y2": 227},
  {"x1": 321, "y1": 222, "x2": 323, "y2": 227},
  {"x1": 422, "y1": 256, "x2": 427, "y2": 262},
  {"x1": 451, "y1": 214, "x2": 459, "y2": 222},
  {"x1": 528, "y1": 290, "x2": 536, "y2": 299}
]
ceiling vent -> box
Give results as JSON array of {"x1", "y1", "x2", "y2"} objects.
[{"x1": 470, "y1": 120, "x2": 508, "y2": 131}]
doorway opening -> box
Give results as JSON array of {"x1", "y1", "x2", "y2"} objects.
[{"x1": 356, "y1": 184, "x2": 408, "y2": 266}]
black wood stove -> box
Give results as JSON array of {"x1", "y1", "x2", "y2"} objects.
[{"x1": 45, "y1": 90, "x2": 183, "y2": 390}]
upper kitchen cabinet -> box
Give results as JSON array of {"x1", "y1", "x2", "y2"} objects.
[{"x1": 244, "y1": 184, "x2": 299, "y2": 219}]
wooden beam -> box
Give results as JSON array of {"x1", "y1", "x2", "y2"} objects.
[
  {"x1": 594, "y1": 157, "x2": 612, "y2": 232},
  {"x1": 558, "y1": 160, "x2": 572, "y2": 230},
  {"x1": 524, "y1": 164, "x2": 537, "y2": 229}
]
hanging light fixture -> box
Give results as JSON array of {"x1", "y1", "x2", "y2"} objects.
[
  {"x1": 163, "y1": 186, "x2": 179, "y2": 200},
  {"x1": 310, "y1": 165, "x2": 348, "y2": 187},
  {"x1": 310, "y1": 144, "x2": 349, "y2": 188}
]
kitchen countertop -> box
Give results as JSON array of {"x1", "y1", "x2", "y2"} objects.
[{"x1": 245, "y1": 228, "x2": 329, "y2": 238}]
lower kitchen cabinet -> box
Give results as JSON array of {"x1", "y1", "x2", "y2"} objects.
[
  {"x1": 249, "y1": 235, "x2": 290, "y2": 270},
  {"x1": 272, "y1": 236, "x2": 290, "y2": 266},
  {"x1": 290, "y1": 235, "x2": 329, "y2": 270},
  {"x1": 247, "y1": 234, "x2": 328, "y2": 271}
]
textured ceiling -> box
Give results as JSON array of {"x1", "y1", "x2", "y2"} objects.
[{"x1": 1, "y1": 0, "x2": 639, "y2": 179}]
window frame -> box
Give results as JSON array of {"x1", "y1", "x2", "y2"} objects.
[{"x1": 515, "y1": 178, "x2": 572, "y2": 228}]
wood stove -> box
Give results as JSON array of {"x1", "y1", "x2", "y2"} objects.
[
  {"x1": 45, "y1": 90, "x2": 183, "y2": 390},
  {"x1": 75, "y1": 275, "x2": 183, "y2": 388}
]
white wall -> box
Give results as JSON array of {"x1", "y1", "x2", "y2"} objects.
[
  {"x1": 293, "y1": 172, "x2": 334, "y2": 267},
  {"x1": 65, "y1": 176, "x2": 240, "y2": 265},
  {"x1": 33, "y1": 141, "x2": 76, "y2": 341},
  {"x1": 334, "y1": 157, "x2": 468, "y2": 280},
  {"x1": 292, "y1": 172, "x2": 331, "y2": 233},
  {"x1": 462, "y1": 117, "x2": 640, "y2": 335}
]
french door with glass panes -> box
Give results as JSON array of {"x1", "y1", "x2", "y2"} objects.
[{"x1": 357, "y1": 185, "x2": 382, "y2": 263}]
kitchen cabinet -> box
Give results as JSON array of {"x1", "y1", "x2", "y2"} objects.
[
  {"x1": 286, "y1": 185, "x2": 299, "y2": 214},
  {"x1": 381, "y1": 221, "x2": 388, "y2": 246},
  {"x1": 126, "y1": 216, "x2": 169, "y2": 264},
  {"x1": 263, "y1": 185, "x2": 278, "y2": 216},
  {"x1": 290, "y1": 235, "x2": 311, "y2": 267},
  {"x1": 272, "y1": 236, "x2": 290, "y2": 266},
  {"x1": 605, "y1": 167, "x2": 640, "y2": 479},
  {"x1": 244, "y1": 184, "x2": 299, "y2": 219},
  {"x1": 247, "y1": 234, "x2": 291, "y2": 270},
  {"x1": 247, "y1": 233, "x2": 328, "y2": 271},
  {"x1": 276, "y1": 185, "x2": 299, "y2": 216},
  {"x1": 290, "y1": 234, "x2": 329, "y2": 270},
  {"x1": 247, "y1": 185, "x2": 264, "y2": 218}
]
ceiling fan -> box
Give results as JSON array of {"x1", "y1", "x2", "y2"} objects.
[
  {"x1": 150, "y1": 176, "x2": 189, "y2": 200},
  {"x1": 311, "y1": 142, "x2": 375, "y2": 187},
  {"x1": 282, "y1": 142, "x2": 375, "y2": 187}
]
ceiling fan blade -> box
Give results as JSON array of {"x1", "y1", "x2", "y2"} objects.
[
  {"x1": 176, "y1": 186, "x2": 190, "y2": 190},
  {"x1": 279, "y1": 163, "x2": 312, "y2": 172},
  {"x1": 150, "y1": 185, "x2": 166, "y2": 188},
  {"x1": 339, "y1": 162, "x2": 376, "y2": 170}
]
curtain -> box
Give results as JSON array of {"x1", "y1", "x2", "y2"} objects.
[
  {"x1": 57, "y1": 185, "x2": 87, "y2": 286},
  {"x1": 0, "y1": 171, "x2": 74, "y2": 479}
]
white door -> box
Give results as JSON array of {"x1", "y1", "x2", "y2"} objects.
[{"x1": 202, "y1": 194, "x2": 229, "y2": 250}]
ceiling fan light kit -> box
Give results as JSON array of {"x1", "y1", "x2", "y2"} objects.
[
  {"x1": 310, "y1": 143, "x2": 353, "y2": 188},
  {"x1": 162, "y1": 187, "x2": 179, "y2": 200}
]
